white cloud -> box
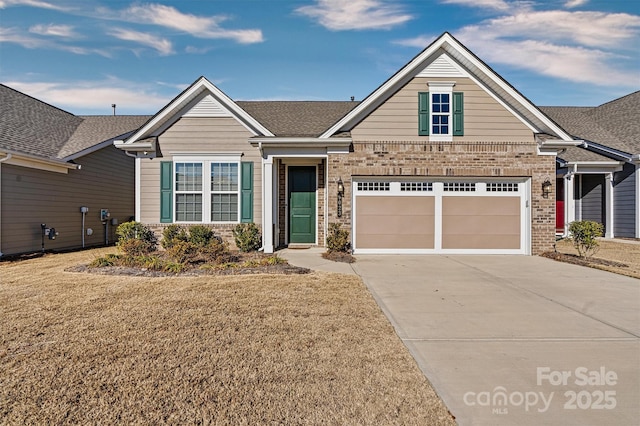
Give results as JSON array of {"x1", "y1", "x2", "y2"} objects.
[
  {"x1": 121, "y1": 4, "x2": 263, "y2": 44},
  {"x1": 564, "y1": 0, "x2": 588, "y2": 8},
  {"x1": 478, "y1": 11, "x2": 640, "y2": 48},
  {"x1": 0, "y1": 26, "x2": 110, "y2": 56},
  {"x1": 29, "y1": 24, "x2": 77, "y2": 38},
  {"x1": 295, "y1": 0, "x2": 413, "y2": 31},
  {"x1": 393, "y1": 8, "x2": 640, "y2": 88},
  {"x1": 108, "y1": 28, "x2": 173, "y2": 56},
  {"x1": 4, "y1": 78, "x2": 172, "y2": 114},
  {"x1": 440, "y1": 0, "x2": 510, "y2": 11},
  {"x1": 0, "y1": 0, "x2": 68, "y2": 10}
]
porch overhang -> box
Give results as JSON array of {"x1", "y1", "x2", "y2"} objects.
[
  {"x1": 564, "y1": 161, "x2": 624, "y2": 174},
  {"x1": 114, "y1": 137, "x2": 157, "y2": 155},
  {"x1": 250, "y1": 137, "x2": 352, "y2": 150},
  {"x1": 536, "y1": 137, "x2": 583, "y2": 156}
]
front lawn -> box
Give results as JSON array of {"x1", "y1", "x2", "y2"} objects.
[{"x1": 0, "y1": 248, "x2": 454, "y2": 425}]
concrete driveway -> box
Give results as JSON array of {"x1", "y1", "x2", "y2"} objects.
[{"x1": 351, "y1": 255, "x2": 640, "y2": 426}]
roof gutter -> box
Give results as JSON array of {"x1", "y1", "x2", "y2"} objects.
[
  {"x1": 249, "y1": 137, "x2": 352, "y2": 149},
  {"x1": 113, "y1": 139, "x2": 157, "y2": 153},
  {"x1": 0, "y1": 149, "x2": 80, "y2": 170},
  {"x1": 582, "y1": 141, "x2": 635, "y2": 162}
]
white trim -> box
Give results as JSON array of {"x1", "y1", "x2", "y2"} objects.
[
  {"x1": 284, "y1": 164, "x2": 319, "y2": 246},
  {"x1": 605, "y1": 173, "x2": 614, "y2": 238},
  {"x1": 172, "y1": 155, "x2": 242, "y2": 224},
  {"x1": 263, "y1": 158, "x2": 274, "y2": 253},
  {"x1": 564, "y1": 173, "x2": 576, "y2": 237},
  {"x1": 135, "y1": 157, "x2": 141, "y2": 221},
  {"x1": 351, "y1": 177, "x2": 529, "y2": 255}
]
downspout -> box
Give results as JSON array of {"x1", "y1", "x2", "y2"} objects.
[{"x1": 0, "y1": 153, "x2": 13, "y2": 257}]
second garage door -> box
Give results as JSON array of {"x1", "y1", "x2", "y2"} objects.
[{"x1": 353, "y1": 179, "x2": 529, "y2": 254}]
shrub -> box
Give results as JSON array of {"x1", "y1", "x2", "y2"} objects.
[
  {"x1": 326, "y1": 223, "x2": 351, "y2": 253},
  {"x1": 161, "y1": 224, "x2": 188, "y2": 249},
  {"x1": 232, "y1": 223, "x2": 262, "y2": 252},
  {"x1": 116, "y1": 221, "x2": 156, "y2": 254},
  {"x1": 165, "y1": 240, "x2": 199, "y2": 264},
  {"x1": 188, "y1": 225, "x2": 218, "y2": 246},
  {"x1": 568, "y1": 220, "x2": 604, "y2": 258},
  {"x1": 199, "y1": 239, "x2": 229, "y2": 262}
]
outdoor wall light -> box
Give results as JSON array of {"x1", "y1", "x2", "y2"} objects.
[
  {"x1": 337, "y1": 178, "x2": 344, "y2": 218},
  {"x1": 542, "y1": 179, "x2": 552, "y2": 198}
]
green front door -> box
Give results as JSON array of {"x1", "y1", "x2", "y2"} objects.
[{"x1": 289, "y1": 166, "x2": 316, "y2": 244}]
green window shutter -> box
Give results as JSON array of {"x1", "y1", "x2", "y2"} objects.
[
  {"x1": 240, "y1": 161, "x2": 253, "y2": 223},
  {"x1": 418, "y1": 92, "x2": 430, "y2": 136},
  {"x1": 160, "y1": 161, "x2": 173, "y2": 223},
  {"x1": 453, "y1": 92, "x2": 464, "y2": 136}
]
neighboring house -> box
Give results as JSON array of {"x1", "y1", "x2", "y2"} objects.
[
  {"x1": 542, "y1": 92, "x2": 640, "y2": 239},
  {"x1": 116, "y1": 32, "x2": 579, "y2": 255},
  {"x1": 0, "y1": 84, "x2": 150, "y2": 256}
]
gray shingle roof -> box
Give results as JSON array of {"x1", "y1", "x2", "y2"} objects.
[
  {"x1": 557, "y1": 145, "x2": 617, "y2": 163},
  {"x1": 541, "y1": 91, "x2": 640, "y2": 156},
  {"x1": 0, "y1": 84, "x2": 149, "y2": 161},
  {"x1": 0, "y1": 83, "x2": 83, "y2": 158},
  {"x1": 237, "y1": 101, "x2": 359, "y2": 137},
  {"x1": 59, "y1": 115, "x2": 151, "y2": 159}
]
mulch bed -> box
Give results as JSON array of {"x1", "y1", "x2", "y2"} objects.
[
  {"x1": 541, "y1": 251, "x2": 629, "y2": 269},
  {"x1": 65, "y1": 263, "x2": 310, "y2": 277}
]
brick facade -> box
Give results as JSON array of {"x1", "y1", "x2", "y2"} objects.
[{"x1": 326, "y1": 140, "x2": 556, "y2": 255}]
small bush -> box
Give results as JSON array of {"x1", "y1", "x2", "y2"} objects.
[
  {"x1": 90, "y1": 254, "x2": 120, "y2": 268},
  {"x1": 568, "y1": 220, "x2": 604, "y2": 258},
  {"x1": 161, "y1": 224, "x2": 188, "y2": 249},
  {"x1": 233, "y1": 223, "x2": 262, "y2": 252},
  {"x1": 188, "y1": 225, "x2": 217, "y2": 246},
  {"x1": 118, "y1": 238, "x2": 155, "y2": 257},
  {"x1": 326, "y1": 223, "x2": 351, "y2": 253},
  {"x1": 116, "y1": 221, "x2": 156, "y2": 254},
  {"x1": 199, "y1": 239, "x2": 230, "y2": 262},
  {"x1": 163, "y1": 261, "x2": 187, "y2": 274},
  {"x1": 165, "y1": 240, "x2": 199, "y2": 264}
]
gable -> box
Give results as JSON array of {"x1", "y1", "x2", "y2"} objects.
[
  {"x1": 116, "y1": 77, "x2": 273, "y2": 155},
  {"x1": 417, "y1": 54, "x2": 466, "y2": 78},
  {"x1": 322, "y1": 32, "x2": 573, "y2": 142},
  {"x1": 183, "y1": 94, "x2": 233, "y2": 118},
  {"x1": 352, "y1": 75, "x2": 533, "y2": 142}
]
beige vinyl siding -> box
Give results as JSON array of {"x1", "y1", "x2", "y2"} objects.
[
  {"x1": 138, "y1": 117, "x2": 262, "y2": 224},
  {"x1": 1, "y1": 146, "x2": 134, "y2": 255},
  {"x1": 351, "y1": 77, "x2": 533, "y2": 142}
]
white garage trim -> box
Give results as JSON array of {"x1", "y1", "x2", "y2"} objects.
[{"x1": 352, "y1": 178, "x2": 531, "y2": 255}]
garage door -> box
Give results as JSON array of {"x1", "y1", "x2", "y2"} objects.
[{"x1": 353, "y1": 180, "x2": 529, "y2": 254}]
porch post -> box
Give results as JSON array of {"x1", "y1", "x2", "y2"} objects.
[
  {"x1": 605, "y1": 172, "x2": 614, "y2": 238},
  {"x1": 262, "y1": 157, "x2": 274, "y2": 253},
  {"x1": 564, "y1": 173, "x2": 575, "y2": 236}
]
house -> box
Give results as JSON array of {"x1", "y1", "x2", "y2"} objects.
[
  {"x1": 0, "y1": 84, "x2": 150, "y2": 256},
  {"x1": 542, "y1": 92, "x2": 640, "y2": 239},
  {"x1": 115, "y1": 32, "x2": 581, "y2": 255}
]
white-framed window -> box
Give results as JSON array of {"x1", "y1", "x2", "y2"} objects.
[
  {"x1": 428, "y1": 82, "x2": 454, "y2": 142},
  {"x1": 174, "y1": 155, "x2": 241, "y2": 223}
]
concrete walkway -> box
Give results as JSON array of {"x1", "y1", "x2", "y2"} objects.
[{"x1": 280, "y1": 248, "x2": 640, "y2": 426}]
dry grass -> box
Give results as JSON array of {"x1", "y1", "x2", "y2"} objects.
[
  {"x1": 0, "y1": 248, "x2": 454, "y2": 425},
  {"x1": 552, "y1": 238, "x2": 640, "y2": 279}
]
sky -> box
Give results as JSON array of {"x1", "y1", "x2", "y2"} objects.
[{"x1": 0, "y1": 0, "x2": 639, "y2": 115}]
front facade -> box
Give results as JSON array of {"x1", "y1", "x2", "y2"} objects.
[{"x1": 116, "y1": 33, "x2": 579, "y2": 255}]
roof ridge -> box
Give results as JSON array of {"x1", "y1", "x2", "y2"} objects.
[
  {"x1": 597, "y1": 90, "x2": 640, "y2": 108},
  {"x1": 0, "y1": 83, "x2": 78, "y2": 118}
]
